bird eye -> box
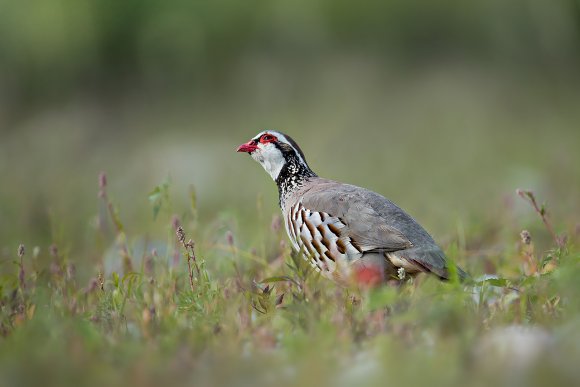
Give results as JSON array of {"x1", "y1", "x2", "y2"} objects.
[{"x1": 260, "y1": 134, "x2": 276, "y2": 143}]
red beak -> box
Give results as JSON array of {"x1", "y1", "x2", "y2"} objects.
[{"x1": 236, "y1": 140, "x2": 258, "y2": 153}]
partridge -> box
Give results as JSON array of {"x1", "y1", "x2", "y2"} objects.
[{"x1": 237, "y1": 130, "x2": 467, "y2": 286}]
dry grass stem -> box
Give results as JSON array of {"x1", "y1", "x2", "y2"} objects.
[
  {"x1": 176, "y1": 226, "x2": 200, "y2": 292},
  {"x1": 516, "y1": 189, "x2": 565, "y2": 248}
]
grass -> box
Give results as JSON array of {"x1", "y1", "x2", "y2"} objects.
[{"x1": 0, "y1": 170, "x2": 578, "y2": 387}]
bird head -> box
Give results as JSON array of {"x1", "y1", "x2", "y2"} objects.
[{"x1": 236, "y1": 130, "x2": 311, "y2": 181}]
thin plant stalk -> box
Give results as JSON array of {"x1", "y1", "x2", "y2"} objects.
[
  {"x1": 176, "y1": 226, "x2": 200, "y2": 293},
  {"x1": 516, "y1": 189, "x2": 564, "y2": 248}
]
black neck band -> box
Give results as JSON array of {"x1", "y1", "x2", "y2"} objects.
[{"x1": 275, "y1": 155, "x2": 316, "y2": 206}]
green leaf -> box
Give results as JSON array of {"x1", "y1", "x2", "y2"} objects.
[
  {"x1": 109, "y1": 204, "x2": 124, "y2": 232},
  {"x1": 153, "y1": 202, "x2": 162, "y2": 220},
  {"x1": 148, "y1": 178, "x2": 171, "y2": 221},
  {"x1": 148, "y1": 187, "x2": 162, "y2": 220},
  {"x1": 260, "y1": 276, "x2": 299, "y2": 287},
  {"x1": 261, "y1": 276, "x2": 293, "y2": 283},
  {"x1": 148, "y1": 186, "x2": 161, "y2": 202},
  {"x1": 122, "y1": 272, "x2": 140, "y2": 286},
  {"x1": 112, "y1": 272, "x2": 120, "y2": 288}
]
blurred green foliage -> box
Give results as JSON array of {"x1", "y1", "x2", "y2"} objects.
[
  {"x1": 0, "y1": 0, "x2": 578, "y2": 258},
  {"x1": 1, "y1": 0, "x2": 579, "y2": 108},
  {"x1": 1, "y1": 0, "x2": 579, "y2": 270}
]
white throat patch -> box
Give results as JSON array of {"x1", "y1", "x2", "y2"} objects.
[{"x1": 251, "y1": 142, "x2": 285, "y2": 181}]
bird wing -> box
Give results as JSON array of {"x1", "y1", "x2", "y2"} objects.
[
  {"x1": 388, "y1": 248, "x2": 451, "y2": 279},
  {"x1": 299, "y1": 180, "x2": 413, "y2": 253},
  {"x1": 298, "y1": 179, "x2": 456, "y2": 279}
]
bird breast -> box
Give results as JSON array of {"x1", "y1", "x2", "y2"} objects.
[{"x1": 283, "y1": 201, "x2": 363, "y2": 279}]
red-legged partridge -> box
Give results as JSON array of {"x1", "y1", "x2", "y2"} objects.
[{"x1": 237, "y1": 130, "x2": 467, "y2": 286}]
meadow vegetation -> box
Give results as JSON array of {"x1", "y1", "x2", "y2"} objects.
[{"x1": 0, "y1": 170, "x2": 578, "y2": 387}]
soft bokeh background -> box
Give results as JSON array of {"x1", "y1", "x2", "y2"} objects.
[
  {"x1": 1, "y1": 1, "x2": 580, "y2": 387},
  {"x1": 2, "y1": 0, "x2": 579, "y2": 256}
]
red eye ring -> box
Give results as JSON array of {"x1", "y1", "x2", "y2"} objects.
[{"x1": 260, "y1": 134, "x2": 277, "y2": 143}]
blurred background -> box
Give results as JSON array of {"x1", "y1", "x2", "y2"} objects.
[{"x1": 1, "y1": 0, "x2": 579, "y2": 273}]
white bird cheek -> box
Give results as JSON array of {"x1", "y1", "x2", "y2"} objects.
[
  {"x1": 251, "y1": 151, "x2": 264, "y2": 163},
  {"x1": 256, "y1": 144, "x2": 285, "y2": 181}
]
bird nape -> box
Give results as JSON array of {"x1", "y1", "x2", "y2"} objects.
[{"x1": 237, "y1": 130, "x2": 468, "y2": 287}]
